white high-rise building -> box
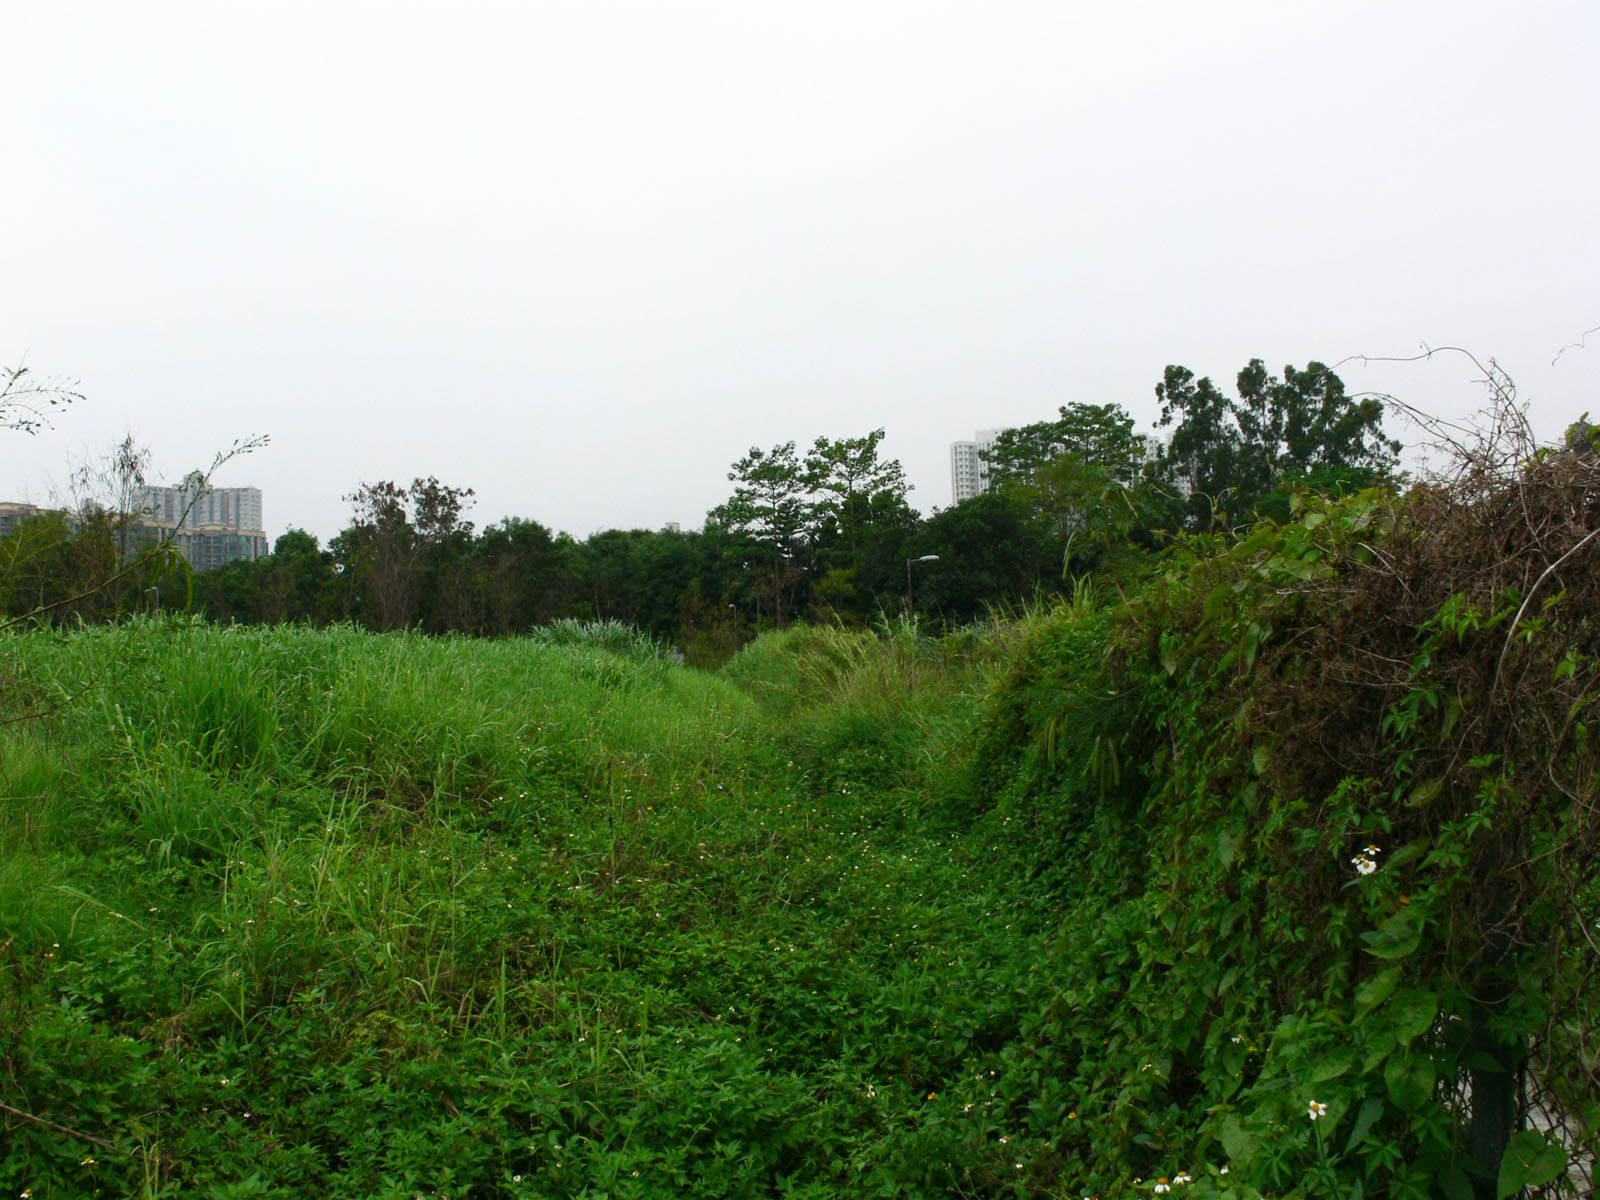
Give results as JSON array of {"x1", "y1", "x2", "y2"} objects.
[{"x1": 950, "y1": 429, "x2": 1002, "y2": 505}]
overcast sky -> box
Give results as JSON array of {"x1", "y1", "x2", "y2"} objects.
[{"x1": 4, "y1": 2, "x2": 1597, "y2": 544}]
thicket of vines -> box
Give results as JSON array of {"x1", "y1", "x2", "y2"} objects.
[{"x1": 956, "y1": 403, "x2": 1598, "y2": 1197}]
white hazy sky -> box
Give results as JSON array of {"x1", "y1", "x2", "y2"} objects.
[{"x1": 4, "y1": 2, "x2": 1597, "y2": 545}]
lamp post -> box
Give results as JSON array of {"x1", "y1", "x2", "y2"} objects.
[{"x1": 906, "y1": 554, "x2": 940, "y2": 617}]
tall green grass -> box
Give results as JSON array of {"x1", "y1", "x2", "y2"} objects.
[{"x1": 0, "y1": 617, "x2": 1058, "y2": 1198}]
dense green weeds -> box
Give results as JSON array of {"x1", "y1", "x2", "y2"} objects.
[
  {"x1": 1, "y1": 620, "x2": 1056, "y2": 1198},
  {"x1": 5, "y1": 462, "x2": 1596, "y2": 1200}
]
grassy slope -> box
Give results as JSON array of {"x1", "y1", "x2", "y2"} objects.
[
  {"x1": 1, "y1": 621, "x2": 1058, "y2": 1199},
  {"x1": 15, "y1": 542, "x2": 1585, "y2": 1200}
]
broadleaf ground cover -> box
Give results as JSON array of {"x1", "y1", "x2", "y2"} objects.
[
  {"x1": 2, "y1": 426, "x2": 1597, "y2": 1198},
  {"x1": 2, "y1": 621, "x2": 1061, "y2": 1198}
]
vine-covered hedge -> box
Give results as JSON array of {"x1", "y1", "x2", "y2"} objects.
[{"x1": 959, "y1": 428, "x2": 1598, "y2": 1197}]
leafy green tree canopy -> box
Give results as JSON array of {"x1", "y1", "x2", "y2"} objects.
[
  {"x1": 708, "y1": 443, "x2": 807, "y2": 557},
  {"x1": 708, "y1": 442, "x2": 809, "y2": 624},
  {"x1": 982, "y1": 402, "x2": 1149, "y2": 489},
  {"x1": 803, "y1": 429, "x2": 910, "y2": 571},
  {"x1": 1157, "y1": 358, "x2": 1400, "y2": 529}
]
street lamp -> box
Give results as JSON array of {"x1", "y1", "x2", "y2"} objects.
[{"x1": 906, "y1": 554, "x2": 940, "y2": 616}]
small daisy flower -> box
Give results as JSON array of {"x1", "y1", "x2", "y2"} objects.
[
  {"x1": 1154, "y1": 1181, "x2": 1171, "y2": 1195},
  {"x1": 1308, "y1": 1099, "x2": 1328, "y2": 1121}
]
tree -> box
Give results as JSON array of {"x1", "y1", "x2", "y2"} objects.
[
  {"x1": 333, "y1": 477, "x2": 480, "y2": 632},
  {"x1": 974, "y1": 403, "x2": 1172, "y2": 576},
  {"x1": 336, "y1": 480, "x2": 417, "y2": 631},
  {"x1": 907, "y1": 490, "x2": 1055, "y2": 625},
  {"x1": 476, "y1": 517, "x2": 563, "y2": 635},
  {"x1": 66, "y1": 434, "x2": 155, "y2": 574},
  {"x1": 803, "y1": 430, "x2": 909, "y2": 570},
  {"x1": 708, "y1": 442, "x2": 809, "y2": 626},
  {"x1": 263, "y1": 529, "x2": 337, "y2": 624},
  {"x1": 1234, "y1": 358, "x2": 1400, "y2": 488},
  {"x1": 0, "y1": 364, "x2": 82, "y2": 435},
  {"x1": 1155, "y1": 365, "x2": 1242, "y2": 529},
  {"x1": 983, "y1": 403, "x2": 1149, "y2": 490},
  {"x1": 1157, "y1": 359, "x2": 1400, "y2": 530},
  {"x1": 410, "y1": 477, "x2": 477, "y2": 634}
]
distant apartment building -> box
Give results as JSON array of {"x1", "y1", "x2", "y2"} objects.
[
  {"x1": 135, "y1": 483, "x2": 269, "y2": 570},
  {"x1": 137, "y1": 484, "x2": 263, "y2": 534},
  {"x1": 1, "y1": 490, "x2": 269, "y2": 571},
  {"x1": 949, "y1": 429, "x2": 1003, "y2": 505},
  {"x1": 174, "y1": 525, "x2": 270, "y2": 570},
  {"x1": 0, "y1": 501, "x2": 49, "y2": 538}
]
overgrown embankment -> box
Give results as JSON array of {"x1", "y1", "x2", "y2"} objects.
[
  {"x1": 2, "y1": 430, "x2": 1595, "y2": 1199},
  {"x1": 938, "y1": 436, "x2": 1599, "y2": 1196}
]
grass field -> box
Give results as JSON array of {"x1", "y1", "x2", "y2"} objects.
[
  {"x1": 13, "y1": 462, "x2": 1597, "y2": 1198},
  {"x1": 1, "y1": 619, "x2": 1062, "y2": 1198}
]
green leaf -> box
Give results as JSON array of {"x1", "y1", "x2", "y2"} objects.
[
  {"x1": 1217, "y1": 827, "x2": 1240, "y2": 868},
  {"x1": 1406, "y1": 777, "x2": 1445, "y2": 808},
  {"x1": 1497, "y1": 1130, "x2": 1568, "y2": 1198},
  {"x1": 1217, "y1": 899, "x2": 1247, "y2": 938},
  {"x1": 1384, "y1": 1052, "x2": 1435, "y2": 1109},
  {"x1": 1235, "y1": 526, "x2": 1278, "y2": 557},
  {"x1": 1309, "y1": 1047, "x2": 1354, "y2": 1082},
  {"x1": 1440, "y1": 1162, "x2": 1473, "y2": 1200},
  {"x1": 1241, "y1": 621, "x2": 1263, "y2": 670},
  {"x1": 1343, "y1": 1096, "x2": 1383, "y2": 1154},
  {"x1": 1363, "y1": 909, "x2": 1423, "y2": 961},
  {"x1": 1354, "y1": 967, "x2": 1400, "y2": 1020},
  {"x1": 1219, "y1": 1113, "x2": 1257, "y2": 1165},
  {"x1": 1440, "y1": 696, "x2": 1463, "y2": 739},
  {"x1": 1388, "y1": 988, "x2": 1438, "y2": 1043},
  {"x1": 1386, "y1": 839, "x2": 1428, "y2": 870}
]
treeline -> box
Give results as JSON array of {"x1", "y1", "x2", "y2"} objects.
[{"x1": 2, "y1": 359, "x2": 1400, "y2": 655}]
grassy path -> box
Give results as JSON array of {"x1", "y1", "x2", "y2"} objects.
[{"x1": 2, "y1": 622, "x2": 1058, "y2": 1198}]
